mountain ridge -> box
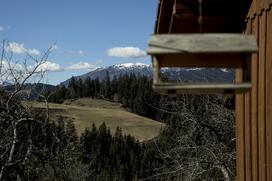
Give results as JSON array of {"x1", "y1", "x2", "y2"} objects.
[{"x1": 60, "y1": 62, "x2": 234, "y2": 87}]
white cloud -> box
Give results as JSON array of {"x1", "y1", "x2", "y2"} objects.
[
  {"x1": 0, "y1": 60, "x2": 61, "y2": 84},
  {"x1": 67, "y1": 61, "x2": 97, "y2": 70},
  {"x1": 5, "y1": 42, "x2": 25, "y2": 54},
  {"x1": 0, "y1": 26, "x2": 4, "y2": 31},
  {"x1": 107, "y1": 46, "x2": 147, "y2": 58},
  {"x1": 27, "y1": 48, "x2": 40, "y2": 56},
  {"x1": 0, "y1": 60, "x2": 24, "y2": 84},
  {"x1": 34, "y1": 61, "x2": 61, "y2": 72},
  {"x1": 5, "y1": 42, "x2": 41, "y2": 56},
  {"x1": 1, "y1": 60, "x2": 61, "y2": 72},
  {"x1": 1, "y1": 60, "x2": 23, "y2": 70}
]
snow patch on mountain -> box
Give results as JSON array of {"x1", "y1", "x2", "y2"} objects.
[
  {"x1": 60, "y1": 63, "x2": 234, "y2": 87},
  {"x1": 113, "y1": 62, "x2": 150, "y2": 69}
]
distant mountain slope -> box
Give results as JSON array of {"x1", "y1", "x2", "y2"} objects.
[
  {"x1": 60, "y1": 63, "x2": 234, "y2": 87},
  {"x1": 4, "y1": 83, "x2": 56, "y2": 100}
]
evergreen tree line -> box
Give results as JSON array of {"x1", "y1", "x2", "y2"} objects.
[
  {"x1": 47, "y1": 73, "x2": 159, "y2": 119},
  {"x1": 1, "y1": 39, "x2": 235, "y2": 180},
  {"x1": 35, "y1": 73, "x2": 236, "y2": 180},
  {"x1": 80, "y1": 123, "x2": 162, "y2": 180},
  {"x1": 1, "y1": 112, "x2": 161, "y2": 180},
  {"x1": 1, "y1": 83, "x2": 236, "y2": 180}
]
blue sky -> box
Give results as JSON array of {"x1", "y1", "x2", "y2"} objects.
[{"x1": 0, "y1": 0, "x2": 157, "y2": 85}]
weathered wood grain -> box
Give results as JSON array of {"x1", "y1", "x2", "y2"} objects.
[
  {"x1": 247, "y1": 0, "x2": 272, "y2": 19},
  {"x1": 148, "y1": 34, "x2": 258, "y2": 54},
  {"x1": 258, "y1": 12, "x2": 267, "y2": 181},
  {"x1": 152, "y1": 57, "x2": 161, "y2": 84},
  {"x1": 236, "y1": 68, "x2": 246, "y2": 181},
  {"x1": 266, "y1": 8, "x2": 272, "y2": 181},
  {"x1": 250, "y1": 16, "x2": 259, "y2": 181}
]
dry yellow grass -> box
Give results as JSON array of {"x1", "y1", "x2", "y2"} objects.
[{"x1": 27, "y1": 98, "x2": 164, "y2": 141}]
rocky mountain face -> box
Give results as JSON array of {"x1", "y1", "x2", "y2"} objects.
[{"x1": 60, "y1": 63, "x2": 234, "y2": 87}]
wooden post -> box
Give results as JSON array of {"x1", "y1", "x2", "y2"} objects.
[{"x1": 152, "y1": 57, "x2": 161, "y2": 84}]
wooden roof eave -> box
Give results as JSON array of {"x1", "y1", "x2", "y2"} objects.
[
  {"x1": 246, "y1": 0, "x2": 272, "y2": 19},
  {"x1": 154, "y1": 0, "x2": 175, "y2": 34},
  {"x1": 154, "y1": 0, "x2": 252, "y2": 34}
]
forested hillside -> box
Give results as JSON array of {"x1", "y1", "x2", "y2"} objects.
[
  {"x1": 0, "y1": 40, "x2": 234, "y2": 179},
  {"x1": 0, "y1": 91, "x2": 235, "y2": 180},
  {"x1": 42, "y1": 73, "x2": 236, "y2": 180},
  {"x1": 47, "y1": 73, "x2": 158, "y2": 119}
]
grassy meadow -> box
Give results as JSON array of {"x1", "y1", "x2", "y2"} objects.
[{"x1": 26, "y1": 98, "x2": 164, "y2": 141}]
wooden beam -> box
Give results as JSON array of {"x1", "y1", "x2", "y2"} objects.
[
  {"x1": 148, "y1": 34, "x2": 258, "y2": 54},
  {"x1": 236, "y1": 68, "x2": 246, "y2": 181},
  {"x1": 266, "y1": 8, "x2": 272, "y2": 181},
  {"x1": 153, "y1": 82, "x2": 251, "y2": 95},
  {"x1": 156, "y1": 0, "x2": 164, "y2": 34},
  {"x1": 155, "y1": 0, "x2": 175, "y2": 34},
  {"x1": 152, "y1": 57, "x2": 161, "y2": 84},
  {"x1": 249, "y1": 17, "x2": 259, "y2": 181},
  {"x1": 258, "y1": 12, "x2": 267, "y2": 181},
  {"x1": 168, "y1": 0, "x2": 176, "y2": 33}
]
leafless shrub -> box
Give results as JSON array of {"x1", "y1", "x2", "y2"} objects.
[
  {"x1": 148, "y1": 95, "x2": 235, "y2": 181},
  {"x1": 0, "y1": 40, "x2": 56, "y2": 180}
]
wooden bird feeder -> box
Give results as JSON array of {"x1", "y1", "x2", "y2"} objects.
[{"x1": 147, "y1": 33, "x2": 258, "y2": 95}]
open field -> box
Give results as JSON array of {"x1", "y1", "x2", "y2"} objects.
[{"x1": 26, "y1": 98, "x2": 164, "y2": 141}]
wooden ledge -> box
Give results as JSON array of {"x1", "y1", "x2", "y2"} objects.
[
  {"x1": 147, "y1": 34, "x2": 258, "y2": 54},
  {"x1": 153, "y1": 82, "x2": 252, "y2": 95}
]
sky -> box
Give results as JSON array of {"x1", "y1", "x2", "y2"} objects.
[{"x1": 0, "y1": 0, "x2": 158, "y2": 85}]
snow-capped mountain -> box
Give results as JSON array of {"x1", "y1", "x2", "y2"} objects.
[{"x1": 60, "y1": 63, "x2": 234, "y2": 87}]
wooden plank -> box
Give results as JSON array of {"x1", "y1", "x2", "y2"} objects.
[
  {"x1": 245, "y1": 83, "x2": 252, "y2": 181},
  {"x1": 156, "y1": 0, "x2": 175, "y2": 34},
  {"x1": 258, "y1": 13, "x2": 267, "y2": 181},
  {"x1": 243, "y1": 16, "x2": 253, "y2": 181},
  {"x1": 152, "y1": 57, "x2": 161, "y2": 84},
  {"x1": 155, "y1": 0, "x2": 164, "y2": 34},
  {"x1": 250, "y1": 17, "x2": 259, "y2": 181},
  {"x1": 246, "y1": 0, "x2": 272, "y2": 19},
  {"x1": 236, "y1": 68, "x2": 246, "y2": 181},
  {"x1": 152, "y1": 82, "x2": 251, "y2": 95},
  {"x1": 157, "y1": 54, "x2": 244, "y2": 68},
  {"x1": 244, "y1": 56, "x2": 252, "y2": 181},
  {"x1": 248, "y1": 0, "x2": 258, "y2": 19},
  {"x1": 147, "y1": 34, "x2": 258, "y2": 54},
  {"x1": 168, "y1": 0, "x2": 176, "y2": 33},
  {"x1": 258, "y1": 0, "x2": 267, "y2": 14},
  {"x1": 266, "y1": 8, "x2": 272, "y2": 181}
]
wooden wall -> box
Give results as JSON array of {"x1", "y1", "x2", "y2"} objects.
[{"x1": 236, "y1": 1, "x2": 272, "y2": 180}]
